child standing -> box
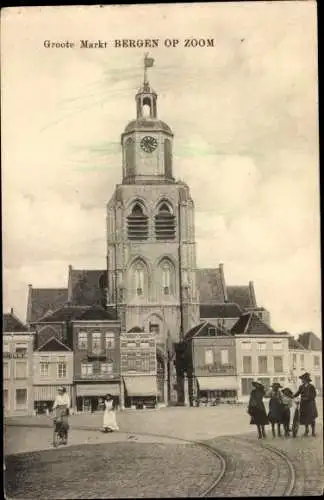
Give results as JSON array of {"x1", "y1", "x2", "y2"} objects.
[{"x1": 281, "y1": 387, "x2": 294, "y2": 437}]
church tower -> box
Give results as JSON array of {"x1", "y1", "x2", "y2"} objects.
[{"x1": 106, "y1": 57, "x2": 200, "y2": 401}]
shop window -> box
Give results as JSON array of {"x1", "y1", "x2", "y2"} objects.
[
  {"x1": 57, "y1": 362, "x2": 67, "y2": 378},
  {"x1": 241, "y1": 378, "x2": 254, "y2": 396},
  {"x1": 78, "y1": 332, "x2": 88, "y2": 350},
  {"x1": 16, "y1": 388, "x2": 27, "y2": 406},
  {"x1": 105, "y1": 332, "x2": 115, "y2": 349},
  {"x1": 40, "y1": 362, "x2": 49, "y2": 377},
  {"x1": 15, "y1": 361, "x2": 27, "y2": 379}
]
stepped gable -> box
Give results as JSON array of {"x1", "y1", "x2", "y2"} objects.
[
  {"x1": 200, "y1": 303, "x2": 242, "y2": 319},
  {"x1": 28, "y1": 287, "x2": 68, "y2": 323},
  {"x1": 231, "y1": 312, "x2": 280, "y2": 336},
  {"x1": 197, "y1": 268, "x2": 226, "y2": 304},
  {"x1": 226, "y1": 285, "x2": 256, "y2": 310},
  {"x1": 4, "y1": 311, "x2": 29, "y2": 332},
  {"x1": 69, "y1": 268, "x2": 107, "y2": 307}
]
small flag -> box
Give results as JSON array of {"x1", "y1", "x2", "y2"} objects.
[{"x1": 144, "y1": 56, "x2": 154, "y2": 68}]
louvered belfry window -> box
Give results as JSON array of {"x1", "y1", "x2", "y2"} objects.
[
  {"x1": 127, "y1": 203, "x2": 148, "y2": 240},
  {"x1": 155, "y1": 203, "x2": 176, "y2": 240}
]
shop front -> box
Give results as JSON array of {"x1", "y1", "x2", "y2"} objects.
[
  {"x1": 123, "y1": 375, "x2": 158, "y2": 409},
  {"x1": 196, "y1": 376, "x2": 238, "y2": 405},
  {"x1": 75, "y1": 382, "x2": 120, "y2": 412},
  {"x1": 33, "y1": 385, "x2": 72, "y2": 414}
]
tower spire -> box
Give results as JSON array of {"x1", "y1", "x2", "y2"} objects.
[{"x1": 143, "y1": 53, "x2": 154, "y2": 86}]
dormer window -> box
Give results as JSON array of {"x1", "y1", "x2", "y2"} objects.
[{"x1": 208, "y1": 327, "x2": 216, "y2": 336}]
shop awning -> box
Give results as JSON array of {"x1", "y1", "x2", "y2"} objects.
[
  {"x1": 33, "y1": 385, "x2": 72, "y2": 401},
  {"x1": 197, "y1": 376, "x2": 238, "y2": 391},
  {"x1": 123, "y1": 376, "x2": 157, "y2": 397},
  {"x1": 76, "y1": 383, "x2": 120, "y2": 397}
]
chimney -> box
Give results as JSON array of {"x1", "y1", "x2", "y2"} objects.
[
  {"x1": 10, "y1": 307, "x2": 13, "y2": 314},
  {"x1": 249, "y1": 281, "x2": 257, "y2": 307},
  {"x1": 219, "y1": 262, "x2": 228, "y2": 302}
]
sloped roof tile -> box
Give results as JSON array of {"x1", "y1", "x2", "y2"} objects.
[
  {"x1": 226, "y1": 286, "x2": 255, "y2": 310},
  {"x1": 200, "y1": 303, "x2": 242, "y2": 319},
  {"x1": 3, "y1": 313, "x2": 29, "y2": 332},
  {"x1": 297, "y1": 332, "x2": 322, "y2": 351},
  {"x1": 29, "y1": 288, "x2": 68, "y2": 323},
  {"x1": 231, "y1": 312, "x2": 279, "y2": 336},
  {"x1": 69, "y1": 269, "x2": 107, "y2": 307},
  {"x1": 184, "y1": 321, "x2": 230, "y2": 340},
  {"x1": 197, "y1": 268, "x2": 226, "y2": 304},
  {"x1": 288, "y1": 336, "x2": 305, "y2": 350},
  {"x1": 35, "y1": 305, "x2": 116, "y2": 323}
]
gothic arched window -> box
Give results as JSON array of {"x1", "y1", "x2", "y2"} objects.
[
  {"x1": 130, "y1": 259, "x2": 149, "y2": 297},
  {"x1": 160, "y1": 259, "x2": 175, "y2": 296},
  {"x1": 155, "y1": 202, "x2": 176, "y2": 240},
  {"x1": 125, "y1": 138, "x2": 135, "y2": 177},
  {"x1": 127, "y1": 203, "x2": 148, "y2": 240},
  {"x1": 164, "y1": 139, "x2": 173, "y2": 178}
]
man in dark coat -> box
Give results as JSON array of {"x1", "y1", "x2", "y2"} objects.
[
  {"x1": 293, "y1": 372, "x2": 318, "y2": 436},
  {"x1": 248, "y1": 381, "x2": 269, "y2": 439}
]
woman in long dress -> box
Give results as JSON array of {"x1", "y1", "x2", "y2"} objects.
[
  {"x1": 248, "y1": 381, "x2": 269, "y2": 439},
  {"x1": 293, "y1": 372, "x2": 318, "y2": 436},
  {"x1": 103, "y1": 394, "x2": 119, "y2": 433}
]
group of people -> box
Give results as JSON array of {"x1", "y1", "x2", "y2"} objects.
[
  {"x1": 52, "y1": 388, "x2": 119, "y2": 443},
  {"x1": 248, "y1": 372, "x2": 318, "y2": 439}
]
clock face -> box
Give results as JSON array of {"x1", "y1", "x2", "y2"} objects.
[{"x1": 140, "y1": 136, "x2": 158, "y2": 153}]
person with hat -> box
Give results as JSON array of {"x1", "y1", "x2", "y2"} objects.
[
  {"x1": 247, "y1": 381, "x2": 269, "y2": 439},
  {"x1": 102, "y1": 394, "x2": 119, "y2": 433},
  {"x1": 268, "y1": 382, "x2": 284, "y2": 438},
  {"x1": 293, "y1": 372, "x2": 318, "y2": 436},
  {"x1": 52, "y1": 387, "x2": 71, "y2": 444}
]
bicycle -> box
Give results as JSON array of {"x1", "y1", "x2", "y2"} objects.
[
  {"x1": 292, "y1": 400, "x2": 300, "y2": 438},
  {"x1": 52, "y1": 408, "x2": 69, "y2": 448}
]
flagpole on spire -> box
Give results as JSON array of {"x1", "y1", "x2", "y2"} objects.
[{"x1": 143, "y1": 53, "x2": 155, "y2": 85}]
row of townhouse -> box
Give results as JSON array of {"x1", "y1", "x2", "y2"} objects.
[
  {"x1": 3, "y1": 308, "x2": 158, "y2": 416},
  {"x1": 179, "y1": 313, "x2": 323, "y2": 404},
  {"x1": 3, "y1": 308, "x2": 322, "y2": 415}
]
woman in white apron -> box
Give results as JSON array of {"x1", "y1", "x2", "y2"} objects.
[{"x1": 103, "y1": 394, "x2": 119, "y2": 432}]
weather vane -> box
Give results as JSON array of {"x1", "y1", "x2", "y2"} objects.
[{"x1": 143, "y1": 53, "x2": 154, "y2": 85}]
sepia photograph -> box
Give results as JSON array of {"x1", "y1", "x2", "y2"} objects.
[{"x1": 2, "y1": 2, "x2": 322, "y2": 498}]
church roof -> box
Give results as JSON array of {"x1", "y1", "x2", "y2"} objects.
[
  {"x1": 69, "y1": 268, "x2": 107, "y2": 307},
  {"x1": 200, "y1": 303, "x2": 242, "y2": 319},
  {"x1": 226, "y1": 284, "x2": 256, "y2": 310},
  {"x1": 123, "y1": 118, "x2": 173, "y2": 135},
  {"x1": 231, "y1": 312, "x2": 280, "y2": 336},
  {"x1": 197, "y1": 267, "x2": 226, "y2": 304},
  {"x1": 35, "y1": 305, "x2": 117, "y2": 323},
  {"x1": 3, "y1": 311, "x2": 29, "y2": 332},
  {"x1": 28, "y1": 287, "x2": 68, "y2": 323},
  {"x1": 297, "y1": 332, "x2": 322, "y2": 351}
]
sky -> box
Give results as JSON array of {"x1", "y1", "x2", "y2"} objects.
[{"x1": 1, "y1": 3, "x2": 320, "y2": 337}]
